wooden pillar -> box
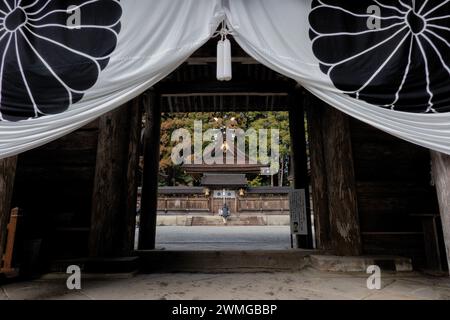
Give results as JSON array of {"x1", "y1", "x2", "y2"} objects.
[
  {"x1": 289, "y1": 90, "x2": 313, "y2": 249},
  {"x1": 431, "y1": 151, "x2": 450, "y2": 272},
  {"x1": 89, "y1": 97, "x2": 142, "y2": 257},
  {"x1": 305, "y1": 95, "x2": 332, "y2": 250},
  {"x1": 138, "y1": 90, "x2": 161, "y2": 250},
  {"x1": 322, "y1": 106, "x2": 362, "y2": 256},
  {"x1": 123, "y1": 98, "x2": 143, "y2": 254},
  {"x1": 0, "y1": 156, "x2": 17, "y2": 262}
]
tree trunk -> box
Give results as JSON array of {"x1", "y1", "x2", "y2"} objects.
[{"x1": 280, "y1": 158, "x2": 284, "y2": 187}]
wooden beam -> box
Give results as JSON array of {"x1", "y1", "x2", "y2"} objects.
[
  {"x1": 138, "y1": 91, "x2": 162, "y2": 250},
  {"x1": 289, "y1": 91, "x2": 313, "y2": 249},
  {"x1": 188, "y1": 37, "x2": 256, "y2": 61},
  {"x1": 0, "y1": 156, "x2": 17, "y2": 263},
  {"x1": 322, "y1": 106, "x2": 362, "y2": 256},
  {"x1": 156, "y1": 81, "x2": 296, "y2": 96},
  {"x1": 430, "y1": 151, "x2": 450, "y2": 272},
  {"x1": 305, "y1": 95, "x2": 332, "y2": 250},
  {"x1": 89, "y1": 98, "x2": 142, "y2": 257},
  {"x1": 186, "y1": 57, "x2": 259, "y2": 65},
  {"x1": 161, "y1": 95, "x2": 291, "y2": 113}
]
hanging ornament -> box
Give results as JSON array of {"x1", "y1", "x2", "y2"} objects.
[
  {"x1": 217, "y1": 39, "x2": 225, "y2": 81},
  {"x1": 222, "y1": 38, "x2": 232, "y2": 81},
  {"x1": 216, "y1": 22, "x2": 232, "y2": 81}
]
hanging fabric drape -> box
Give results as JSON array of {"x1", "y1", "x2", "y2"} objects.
[
  {"x1": 0, "y1": 0, "x2": 224, "y2": 158},
  {"x1": 225, "y1": 0, "x2": 450, "y2": 155},
  {"x1": 0, "y1": 0, "x2": 449, "y2": 158}
]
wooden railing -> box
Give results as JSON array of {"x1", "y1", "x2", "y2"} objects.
[
  {"x1": 157, "y1": 187, "x2": 290, "y2": 215},
  {"x1": 158, "y1": 197, "x2": 211, "y2": 212},
  {"x1": 237, "y1": 197, "x2": 289, "y2": 212}
]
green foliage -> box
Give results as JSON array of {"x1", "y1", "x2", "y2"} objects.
[
  {"x1": 248, "y1": 175, "x2": 263, "y2": 187},
  {"x1": 158, "y1": 112, "x2": 292, "y2": 187}
]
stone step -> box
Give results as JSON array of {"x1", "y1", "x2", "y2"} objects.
[
  {"x1": 309, "y1": 255, "x2": 413, "y2": 272},
  {"x1": 138, "y1": 251, "x2": 413, "y2": 273},
  {"x1": 138, "y1": 250, "x2": 313, "y2": 273},
  {"x1": 157, "y1": 215, "x2": 290, "y2": 226},
  {"x1": 47, "y1": 252, "x2": 414, "y2": 274},
  {"x1": 191, "y1": 216, "x2": 266, "y2": 226}
]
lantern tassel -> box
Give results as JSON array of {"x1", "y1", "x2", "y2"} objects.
[
  {"x1": 217, "y1": 39, "x2": 225, "y2": 81},
  {"x1": 216, "y1": 23, "x2": 232, "y2": 81},
  {"x1": 223, "y1": 38, "x2": 232, "y2": 81}
]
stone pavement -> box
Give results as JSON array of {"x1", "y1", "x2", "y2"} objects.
[
  {"x1": 1, "y1": 268, "x2": 450, "y2": 300},
  {"x1": 154, "y1": 226, "x2": 292, "y2": 251}
]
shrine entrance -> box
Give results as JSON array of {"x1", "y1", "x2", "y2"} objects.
[
  {"x1": 130, "y1": 29, "x2": 374, "y2": 256},
  {"x1": 133, "y1": 36, "x2": 315, "y2": 252},
  {"x1": 3, "y1": 26, "x2": 446, "y2": 275},
  {"x1": 152, "y1": 107, "x2": 295, "y2": 250}
]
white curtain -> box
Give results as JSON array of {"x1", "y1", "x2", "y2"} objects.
[
  {"x1": 225, "y1": 0, "x2": 450, "y2": 155},
  {"x1": 0, "y1": 0, "x2": 224, "y2": 158},
  {"x1": 0, "y1": 0, "x2": 449, "y2": 158}
]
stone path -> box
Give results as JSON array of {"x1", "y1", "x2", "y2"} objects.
[
  {"x1": 154, "y1": 226, "x2": 292, "y2": 251},
  {"x1": 2, "y1": 268, "x2": 450, "y2": 300}
]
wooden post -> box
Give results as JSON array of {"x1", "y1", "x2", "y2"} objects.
[
  {"x1": 1, "y1": 208, "x2": 21, "y2": 274},
  {"x1": 123, "y1": 98, "x2": 143, "y2": 254},
  {"x1": 138, "y1": 90, "x2": 161, "y2": 250},
  {"x1": 289, "y1": 90, "x2": 313, "y2": 249},
  {"x1": 89, "y1": 97, "x2": 142, "y2": 257},
  {"x1": 305, "y1": 95, "x2": 332, "y2": 250},
  {"x1": 430, "y1": 151, "x2": 450, "y2": 272},
  {"x1": 0, "y1": 156, "x2": 17, "y2": 262},
  {"x1": 322, "y1": 106, "x2": 362, "y2": 256}
]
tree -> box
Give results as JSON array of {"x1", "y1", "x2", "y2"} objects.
[{"x1": 158, "y1": 112, "x2": 292, "y2": 187}]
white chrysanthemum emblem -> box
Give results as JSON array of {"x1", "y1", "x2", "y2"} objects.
[
  {"x1": 0, "y1": 0, "x2": 122, "y2": 121},
  {"x1": 309, "y1": 0, "x2": 450, "y2": 113}
]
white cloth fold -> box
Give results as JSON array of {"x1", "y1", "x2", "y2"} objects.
[
  {"x1": 0, "y1": 0, "x2": 224, "y2": 158},
  {"x1": 0, "y1": 0, "x2": 449, "y2": 159},
  {"x1": 225, "y1": 0, "x2": 450, "y2": 155}
]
